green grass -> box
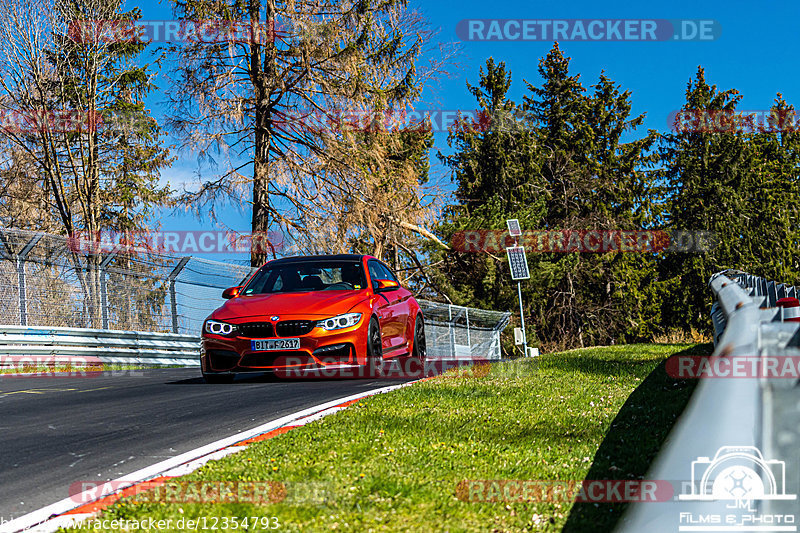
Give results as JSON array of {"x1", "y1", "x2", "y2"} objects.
[
  {"x1": 64, "y1": 343, "x2": 710, "y2": 532},
  {"x1": 0, "y1": 364, "x2": 167, "y2": 375}
]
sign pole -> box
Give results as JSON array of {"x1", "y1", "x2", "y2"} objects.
[
  {"x1": 506, "y1": 219, "x2": 531, "y2": 357},
  {"x1": 517, "y1": 280, "x2": 527, "y2": 357}
]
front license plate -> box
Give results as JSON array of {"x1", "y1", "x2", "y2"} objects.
[{"x1": 251, "y1": 338, "x2": 300, "y2": 351}]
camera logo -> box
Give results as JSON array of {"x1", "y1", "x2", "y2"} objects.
[{"x1": 679, "y1": 446, "x2": 796, "y2": 501}]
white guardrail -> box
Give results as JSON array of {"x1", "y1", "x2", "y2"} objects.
[
  {"x1": 0, "y1": 303, "x2": 511, "y2": 369},
  {"x1": 0, "y1": 325, "x2": 200, "y2": 367},
  {"x1": 616, "y1": 270, "x2": 800, "y2": 531}
]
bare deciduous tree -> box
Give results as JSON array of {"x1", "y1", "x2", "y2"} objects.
[
  {"x1": 0, "y1": 0, "x2": 172, "y2": 326},
  {"x1": 283, "y1": 116, "x2": 452, "y2": 293},
  {"x1": 169, "y1": 0, "x2": 453, "y2": 266}
]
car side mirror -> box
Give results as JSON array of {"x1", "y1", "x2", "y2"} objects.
[
  {"x1": 222, "y1": 286, "x2": 242, "y2": 299},
  {"x1": 375, "y1": 279, "x2": 400, "y2": 292}
]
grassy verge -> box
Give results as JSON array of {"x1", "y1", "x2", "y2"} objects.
[
  {"x1": 0, "y1": 364, "x2": 169, "y2": 375},
  {"x1": 65, "y1": 343, "x2": 710, "y2": 532}
]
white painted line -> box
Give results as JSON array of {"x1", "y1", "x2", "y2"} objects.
[
  {"x1": 159, "y1": 447, "x2": 246, "y2": 478},
  {"x1": 291, "y1": 404, "x2": 356, "y2": 426},
  {"x1": 0, "y1": 382, "x2": 415, "y2": 533}
]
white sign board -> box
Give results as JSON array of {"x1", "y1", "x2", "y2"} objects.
[{"x1": 506, "y1": 219, "x2": 522, "y2": 237}]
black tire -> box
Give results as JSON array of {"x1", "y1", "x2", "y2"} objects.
[
  {"x1": 407, "y1": 315, "x2": 427, "y2": 377},
  {"x1": 366, "y1": 317, "x2": 383, "y2": 374},
  {"x1": 412, "y1": 315, "x2": 426, "y2": 361},
  {"x1": 203, "y1": 372, "x2": 235, "y2": 384}
]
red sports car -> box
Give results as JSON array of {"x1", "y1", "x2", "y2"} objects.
[{"x1": 200, "y1": 254, "x2": 425, "y2": 383}]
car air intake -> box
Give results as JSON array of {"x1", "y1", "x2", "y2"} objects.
[
  {"x1": 237, "y1": 322, "x2": 275, "y2": 338},
  {"x1": 240, "y1": 352, "x2": 311, "y2": 367},
  {"x1": 207, "y1": 350, "x2": 240, "y2": 370},
  {"x1": 276, "y1": 320, "x2": 315, "y2": 336},
  {"x1": 313, "y1": 343, "x2": 352, "y2": 362}
]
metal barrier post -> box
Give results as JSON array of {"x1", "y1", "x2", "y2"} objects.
[
  {"x1": 16, "y1": 256, "x2": 26, "y2": 326},
  {"x1": 465, "y1": 307, "x2": 471, "y2": 349},
  {"x1": 169, "y1": 257, "x2": 191, "y2": 334},
  {"x1": 99, "y1": 252, "x2": 117, "y2": 329},
  {"x1": 448, "y1": 304, "x2": 455, "y2": 358},
  {"x1": 15, "y1": 235, "x2": 43, "y2": 326}
]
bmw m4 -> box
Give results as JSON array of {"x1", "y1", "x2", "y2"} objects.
[{"x1": 200, "y1": 254, "x2": 426, "y2": 383}]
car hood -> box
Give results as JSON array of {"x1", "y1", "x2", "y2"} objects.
[{"x1": 211, "y1": 290, "x2": 370, "y2": 320}]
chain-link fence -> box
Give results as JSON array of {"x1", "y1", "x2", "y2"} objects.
[
  {"x1": 419, "y1": 300, "x2": 509, "y2": 359},
  {"x1": 0, "y1": 227, "x2": 510, "y2": 358},
  {"x1": 0, "y1": 228, "x2": 253, "y2": 334}
]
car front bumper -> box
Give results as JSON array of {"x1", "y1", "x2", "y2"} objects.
[{"x1": 200, "y1": 315, "x2": 368, "y2": 374}]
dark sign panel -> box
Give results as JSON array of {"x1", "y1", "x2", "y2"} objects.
[{"x1": 506, "y1": 246, "x2": 530, "y2": 280}]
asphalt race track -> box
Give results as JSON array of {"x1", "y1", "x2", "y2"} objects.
[{"x1": 0, "y1": 368, "x2": 413, "y2": 520}]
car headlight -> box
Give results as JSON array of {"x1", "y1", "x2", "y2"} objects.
[
  {"x1": 316, "y1": 312, "x2": 362, "y2": 331},
  {"x1": 204, "y1": 319, "x2": 237, "y2": 336}
]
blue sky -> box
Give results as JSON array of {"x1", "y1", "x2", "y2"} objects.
[{"x1": 138, "y1": 0, "x2": 800, "y2": 258}]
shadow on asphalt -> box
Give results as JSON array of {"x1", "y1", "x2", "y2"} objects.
[
  {"x1": 167, "y1": 373, "x2": 413, "y2": 385},
  {"x1": 562, "y1": 343, "x2": 713, "y2": 533},
  {"x1": 166, "y1": 373, "x2": 276, "y2": 385}
]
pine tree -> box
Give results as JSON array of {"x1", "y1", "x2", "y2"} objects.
[
  {"x1": 435, "y1": 45, "x2": 661, "y2": 351},
  {"x1": 523, "y1": 44, "x2": 659, "y2": 348},
  {"x1": 742, "y1": 96, "x2": 800, "y2": 282},
  {"x1": 658, "y1": 67, "x2": 750, "y2": 330},
  {"x1": 431, "y1": 58, "x2": 545, "y2": 339}
]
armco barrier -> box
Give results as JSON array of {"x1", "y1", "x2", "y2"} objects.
[
  {"x1": 0, "y1": 325, "x2": 200, "y2": 367},
  {"x1": 616, "y1": 270, "x2": 799, "y2": 531},
  {"x1": 0, "y1": 301, "x2": 512, "y2": 370}
]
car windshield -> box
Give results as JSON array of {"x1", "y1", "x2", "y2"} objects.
[{"x1": 241, "y1": 260, "x2": 367, "y2": 294}]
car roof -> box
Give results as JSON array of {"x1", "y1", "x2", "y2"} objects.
[{"x1": 265, "y1": 254, "x2": 371, "y2": 266}]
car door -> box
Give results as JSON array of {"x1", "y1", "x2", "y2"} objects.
[
  {"x1": 369, "y1": 260, "x2": 410, "y2": 353},
  {"x1": 379, "y1": 262, "x2": 413, "y2": 349}
]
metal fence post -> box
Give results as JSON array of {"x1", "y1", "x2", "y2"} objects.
[
  {"x1": 465, "y1": 307, "x2": 471, "y2": 350},
  {"x1": 0, "y1": 235, "x2": 13, "y2": 322},
  {"x1": 169, "y1": 257, "x2": 191, "y2": 334},
  {"x1": 99, "y1": 252, "x2": 117, "y2": 329},
  {"x1": 448, "y1": 304, "x2": 455, "y2": 358},
  {"x1": 16, "y1": 256, "x2": 26, "y2": 326},
  {"x1": 14, "y1": 235, "x2": 43, "y2": 326}
]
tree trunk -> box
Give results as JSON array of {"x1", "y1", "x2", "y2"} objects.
[
  {"x1": 251, "y1": 123, "x2": 271, "y2": 267},
  {"x1": 250, "y1": 0, "x2": 274, "y2": 267}
]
